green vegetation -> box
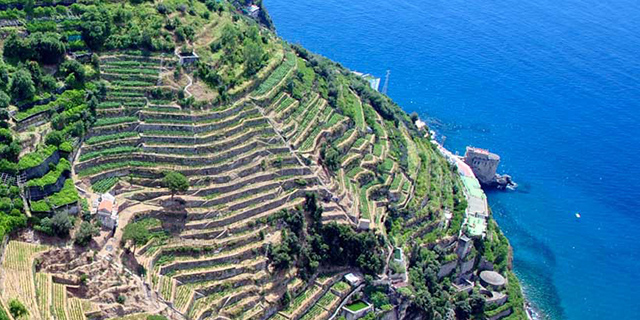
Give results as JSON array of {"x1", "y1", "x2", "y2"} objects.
[
  {"x1": 163, "y1": 171, "x2": 189, "y2": 199},
  {"x1": 94, "y1": 116, "x2": 138, "y2": 127},
  {"x1": 8, "y1": 299, "x2": 27, "y2": 319},
  {"x1": 25, "y1": 159, "x2": 70, "y2": 188},
  {"x1": 0, "y1": 1, "x2": 527, "y2": 318},
  {"x1": 86, "y1": 132, "x2": 138, "y2": 145},
  {"x1": 254, "y1": 52, "x2": 296, "y2": 96},
  {"x1": 35, "y1": 212, "x2": 73, "y2": 237},
  {"x1": 268, "y1": 194, "x2": 383, "y2": 279},
  {"x1": 91, "y1": 177, "x2": 119, "y2": 193},
  {"x1": 17, "y1": 145, "x2": 57, "y2": 170},
  {"x1": 74, "y1": 221, "x2": 98, "y2": 247},
  {"x1": 47, "y1": 179, "x2": 80, "y2": 208},
  {"x1": 122, "y1": 218, "x2": 167, "y2": 251},
  {"x1": 345, "y1": 300, "x2": 368, "y2": 312},
  {"x1": 80, "y1": 146, "x2": 141, "y2": 162}
]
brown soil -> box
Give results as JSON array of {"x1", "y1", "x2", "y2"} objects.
[
  {"x1": 35, "y1": 247, "x2": 165, "y2": 319},
  {"x1": 188, "y1": 77, "x2": 218, "y2": 101}
]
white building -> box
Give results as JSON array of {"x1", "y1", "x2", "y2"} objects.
[
  {"x1": 247, "y1": 4, "x2": 260, "y2": 18},
  {"x1": 96, "y1": 193, "x2": 118, "y2": 230},
  {"x1": 344, "y1": 273, "x2": 363, "y2": 287}
]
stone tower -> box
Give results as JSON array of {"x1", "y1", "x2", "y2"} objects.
[{"x1": 463, "y1": 147, "x2": 500, "y2": 185}]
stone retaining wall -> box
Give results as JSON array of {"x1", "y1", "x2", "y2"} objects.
[
  {"x1": 460, "y1": 257, "x2": 476, "y2": 275},
  {"x1": 87, "y1": 122, "x2": 137, "y2": 138},
  {"x1": 142, "y1": 104, "x2": 247, "y2": 122},
  {"x1": 191, "y1": 189, "x2": 310, "y2": 230},
  {"x1": 28, "y1": 171, "x2": 69, "y2": 201},
  {"x1": 174, "y1": 260, "x2": 266, "y2": 284},
  {"x1": 141, "y1": 129, "x2": 273, "y2": 156},
  {"x1": 100, "y1": 55, "x2": 168, "y2": 64},
  {"x1": 487, "y1": 307, "x2": 513, "y2": 320},
  {"x1": 192, "y1": 168, "x2": 312, "y2": 200},
  {"x1": 75, "y1": 145, "x2": 289, "y2": 173},
  {"x1": 159, "y1": 245, "x2": 264, "y2": 275},
  {"x1": 181, "y1": 221, "x2": 256, "y2": 240},
  {"x1": 438, "y1": 260, "x2": 458, "y2": 279},
  {"x1": 101, "y1": 73, "x2": 157, "y2": 82},
  {"x1": 21, "y1": 150, "x2": 60, "y2": 180},
  {"x1": 138, "y1": 110, "x2": 263, "y2": 134},
  {"x1": 83, "y1": 138, "x2": 141, "y2": 153},
  {"x1": 141, "y1": 122, "x2": 269, "y2": 145}
]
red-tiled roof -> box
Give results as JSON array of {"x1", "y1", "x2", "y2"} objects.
[{"x1": 98, "y1": 199, "x2": 113, "y2": 213}]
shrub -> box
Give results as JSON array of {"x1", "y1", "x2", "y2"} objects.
[
  {"x1": 8, "y1": 299, "x2": 28, "y2": 319},
  {"x1": 74, "y1": 221, "x2": 98, "y2": 246},
  {"x1": 47, "y1": 179, "x2": 80, "y2": 207},
  {"x1": 17, "y1": 145, "x2": 57, "y2": 170},
  {"x1": 10, "y1": 68, "x2": 35, "y2": 102}
]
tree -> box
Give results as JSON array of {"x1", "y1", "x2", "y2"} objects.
[
  {"x1": 163, "y1": 171, "x2": 189, "y2": 199},
  {"x1": 219, "y1": 24, "x2": 239, "y2": 53},
  {"x1": 0, "y1": 63, "x2": 10, "y2": 90},
  {"x1": 50, "y1": 212, "x2": 72, "y2": 237},
  {"x1": 74, "y1": 221, "x2": 98, "y2": 246},
  {"x1": 45, "y1": 131, "x2": 64, "y2": 147},
  {"x1": 0, "y1": 91, "x2": 9, "y2": 109},
  {"x1": 321, "y1": 146, "x2": 340, "y2": 172},
  {"x1": 469, "y1": 291, "x2": 486, "y2": 315},
  {"x1": 8, "y1": 299, "x2": 28, "y2": 318},
  {"x1": 281, "y1": 290, "x2": 291, "y2": 307},
  {"x1": 3, "y1": 33, "x2": 33, "y2": 61},
  {"x1": 10, "y1": 69, "x2": 36, "y2": 102},
  {"x1": 81, "y1": 7, "x2": 112, "y2": 50},
  {"x1": 243, "y1": 38, "x2": 265, "y2": 76},
  {"x1": 122, "y1": 222, "x2": 150, "y2": 250},
  {"x1": 29, "y1": 32, "x2": 67, "y2": 64},
  {"x1": 370, "y1": 291, "x2": 390, "y2": 309},
  {"x1": 60, "y1": 60, "x2": 86, "y2": 85}
]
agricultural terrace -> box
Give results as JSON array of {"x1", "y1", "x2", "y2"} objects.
[
  {"x1": 73, "y1": 33, "x2": 346, "y2": 320},
  {"x1": 256, "y1": 47, "x2": 434, "y2": 230},
  {"x1": 1, "y1": 241, "x2": 46, "y2": 320},
  {"x1": 0, "y1": 0, "x2": 499, "y2": 319}
]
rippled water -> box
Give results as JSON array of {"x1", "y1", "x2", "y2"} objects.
[{"x1": 265, "y1": 0, "x2": 640, "y2": 319}]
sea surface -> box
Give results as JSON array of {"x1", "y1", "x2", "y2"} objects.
[{"x1": 264, "y1": 0, "x2": 640, "y2": 319}]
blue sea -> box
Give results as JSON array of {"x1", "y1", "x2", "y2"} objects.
[{"x1": 265, "y1": 0, "x2": 640, "y2": 319}]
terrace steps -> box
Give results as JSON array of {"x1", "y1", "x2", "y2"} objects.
[
  {"x1": 139, "y1": 130, "x2": 276, "y2": 156},
  {"x1": 278, "y1": 94, "x2": 319, "y2": 125},
  {"x1": 78, "y1": 147, "x2": 293, "y2": 182},
  {"x1": 221, "y1": 294, "x2": 262, "y2": 318},
  {"x1": 190, "y1": 167, "x2": 312, "y2": 198},
  {"x1": 157, "y1": 242, "x2": 266, "y2": 276},
  {"x1": 188, "y1": 174, "x2": 316, "y2": 209},
  {"x1": 75, "y1": 142, "x2": 289, "y2": 172},
  {"x1": 178, "y1": 201, "x2": 304, "y2": 240},
  {"x1": 172, "y1": 257, "x2": 267, "y2": 285},
  {"x1": 291, "y1": 100, "x2": 327, "y2": 147}
]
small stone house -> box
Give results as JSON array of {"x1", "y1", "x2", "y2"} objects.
[
  {"x1": 96, "y1": 193, "x2": 118, "y2": 230},
  {"x1": 178, "y1": 51, "x2": 199, "y2": 66}
]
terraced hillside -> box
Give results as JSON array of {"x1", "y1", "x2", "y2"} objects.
[
  {"x1": 0, "y1": 1, "x2": 527, "y2": 320},
  {"x1": 73, "y1": 50, "x2": 352, "y2": 319}
]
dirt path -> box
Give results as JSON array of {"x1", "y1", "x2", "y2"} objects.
[{"x1": 174, "y1": 47, "x2": 193, "y2": 97}]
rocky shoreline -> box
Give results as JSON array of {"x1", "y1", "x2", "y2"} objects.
[{"x1": 427, "y1": 126, "x2": 543, "y2": 320}]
